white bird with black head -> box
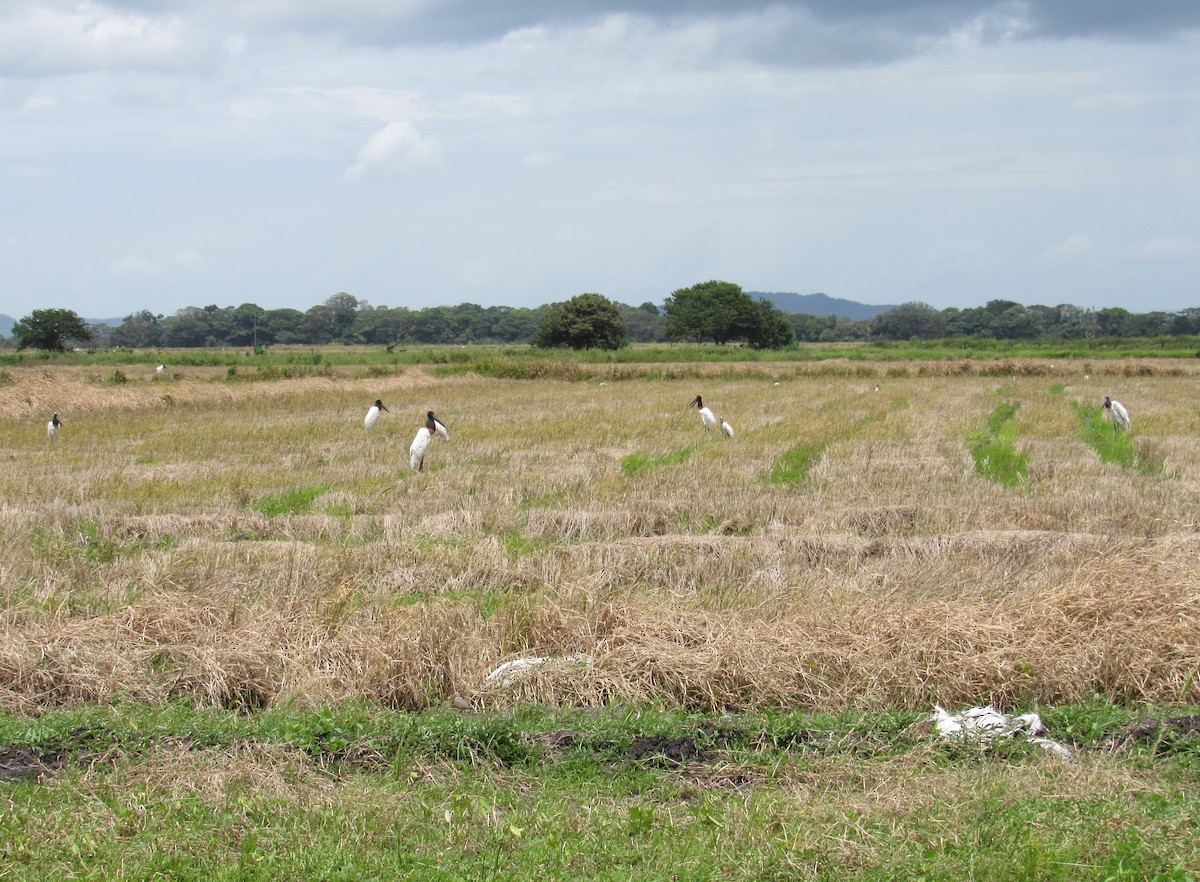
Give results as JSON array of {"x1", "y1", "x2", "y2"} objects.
[
  {"x1": 363, "y1": 399, "x2": 389, "y2": 431},
  {"x1": 47, "y1": 412, "x2": 62, "y2": 439},
  {"x1": 1102, "y1": 396, "x2": 1130, "y2": 432},
  {"x1": 689, "y1": 395, "x2": 733, "y2": 437},
  {"x1": 409, "y1": 410, "x2": 449, "y2": 471},
  {"x1": 156, "y1": 364, "x2": 165, "y2": 375}
]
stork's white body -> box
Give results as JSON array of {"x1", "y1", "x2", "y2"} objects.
[
  {"x1": 364, "y1": 399, "x2": 388, "y2": 431},
  {"x1": 409, "y1": 427, "x2": 433, "y2": 470},
  {"x1": 1104, "y1": 397, "x2": 1130, "y2": 432},
  {"x1": 156, "y1": 364, "x2": 165, "y2": 374},
  {"x1": 47, "y1": 413, "x2": 61, "y2": 439},
  {"x1": 690, "y1": 395, "x2": 733, "y2": 437},
  {"x1": 409, "y1": 411, "x2": 449, "y2": 470}
]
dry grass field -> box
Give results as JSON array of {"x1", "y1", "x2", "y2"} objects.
[{"x1": 3, "y1": 356, "x2": 1198, "y2": 718}]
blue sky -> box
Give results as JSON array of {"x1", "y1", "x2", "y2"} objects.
[{"x1": 2, "y1": 0, "x2": 1197, "y2": 320}]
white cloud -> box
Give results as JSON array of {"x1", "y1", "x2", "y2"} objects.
[
  {"x1": 343, "y1": 120, "x2": 439, "y2": 181},
  {"x1": 1125, "y1": 237, "x2": 1200, "y2": 259},
  {"x1": 1040, "y1": 233, "x2": 1098, "y2": 264},
  {"x1": 109, "y1": 248, "x2": 205, "y2": 275},
  {"x1": 0, "y1": 2, "x2": 192, "y2": 74}
]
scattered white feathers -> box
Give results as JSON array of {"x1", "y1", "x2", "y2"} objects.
[
  {"x1": 932, "y1": 704, "x2": 1073, "y2": 761},
  {"x1": 484, "y1": 654, "x2": 592, "y2": 688}
]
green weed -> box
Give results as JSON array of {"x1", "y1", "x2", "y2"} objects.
[
  {"x1": 971, "y1": 401, "x2": 1029, "y2": 487},
  {"x1": 620, "y1": 448, "x2": 693, "y2": 476},
  {"x1": 769, "y1": 443, "x2": 827, "y2": 485},
  {"x1": 255, "y1": 486, "x2": 329, "y2": 517},
  {"x1": 1074, "y1": 402, "x2": 1160, "y2": 474}
]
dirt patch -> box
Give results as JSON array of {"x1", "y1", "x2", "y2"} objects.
[
  {"x1": 627, "y1": 735, "x2": 703, "y2": 766},
  {"x1": 1106, "y1": 716, "x2": 1200, "y2": 752},
  {"x1": 0, "y1": 746, "x2": 68, "y2": 783}
]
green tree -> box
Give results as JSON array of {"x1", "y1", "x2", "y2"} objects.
[
  {"x1": 873, "y1": 302, "x2": 946, "y2": 340},
  {"x1": 111, "y1": 310, "x2": 164, "y2": 348},
  {"x1": 325, "y1": 292, "x2": 359, "y2": 341},
  {"x1": 748, "y1": 299, "x2": 795, "y2": 349},
  {"x1": 664, "y1": 280, "x2": 761, "y2": 344},
  {"x1": 12, "y1": 308, "x2": 93, "y2": 351},
  {"x1": 532, "y1": 293, "x2": 628, "y2": 350},
  {"x1": 229, "y1": 303, "x2": 267, "y2": 346}
]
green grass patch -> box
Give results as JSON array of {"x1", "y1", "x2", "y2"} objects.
[
  {"x1": 620, "y1": 448, "x2": 693, "y2": 476},
  {"x1": 1, "y1": 702, "x2": 1199, "y2": 880},
  {"x1": 1073, "y1": 401, "x2": 1162, "y2": 475},
  {"x1": 254, "y1": 485, "x2": 329, "y2": 517},
  {"x1": 971, "y1": 401, "x2": 1029, "y2": 487},
  {"x1": 769, "y1": 442, "x2": 828, "y2": 485}
]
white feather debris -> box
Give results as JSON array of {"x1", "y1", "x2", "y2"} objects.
[
  {"x1": 932, "y1": 704, "x2": 1073, "y2": 761},
  {"x1": 484, "y1": 655, "x2": 591, "y2": 687}
]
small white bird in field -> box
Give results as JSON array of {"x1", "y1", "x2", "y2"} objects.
[
  {"x1": 156, "y1": 364, "x2": 165, "y2": 375},
  {"x1": 409, "y1": 410, "x2": 449, "y2": 471},
  {"x1": 47, "y1": 412, "x2": 62, "y2": 439},
  {"x1": 689, "y1": 395, "x2": 733, "y2": 437},
  {"x1": 1102, "y1": 395, "x2": 1130, "y2": 432},
  {"x1": 363, "y1": 398, "x2": 389, "y2": 431}
]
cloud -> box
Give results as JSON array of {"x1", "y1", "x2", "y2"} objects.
[
  {"x1": 1126, "y1": 237, "x2": 1200, "y2": 259},
  {"x1": 343, "y1": 120, "x2": 439, "y2": 181},
  {"x1": 0, "y1": 2, "x2": 193, "y2": 75},
  {"x1": 110, "y1": 248, "x2": 205, "y2": 275},
  {"x1": 1040, "y1": 233, "x2": 1097, "y2": 264}
]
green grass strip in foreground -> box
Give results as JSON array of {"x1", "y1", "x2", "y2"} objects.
[{"x1": 1, "y1": 701, "x2": 1198, "y2": 881}]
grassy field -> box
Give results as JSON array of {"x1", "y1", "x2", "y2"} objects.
[{"x1": 1, "y1": 350, "x2": 1198, "y2": 879}]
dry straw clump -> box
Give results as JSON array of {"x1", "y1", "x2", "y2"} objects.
[{"x1": 1, "y1": 365, "x2": 1198, "y2": 714}]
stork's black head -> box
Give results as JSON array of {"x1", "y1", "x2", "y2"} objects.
[
  {"x1": 375, "y1": 399, "x2": 387, "y2": 411},
  {"x1": 690, "y1": 395, "x2": 703, "y2": 409},
  {"x1": 1103, "y1": 396, "x2": 1112, "y2": 409},
  {"x1": 52, "y1": 413, "x2": 60, "y2": 425},
  {"x1": 426, "y1": 410, "x2": 439, "y2": 427}
]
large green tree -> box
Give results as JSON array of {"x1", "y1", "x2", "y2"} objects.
[
  {"x1": 664, "y1": 280, "x2": 761, "y2": 344},
  {"x1": 532, "y1": 293, "x2": 628, "y2": 350},
  {"x1": 749, "y1": 298, "x2": 795, "y2": 349},
  {"x1": 12, "y1": 308, "x2": 93, "y2": 351}
]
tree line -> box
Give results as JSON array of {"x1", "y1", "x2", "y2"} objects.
[{"x1": 6, "y1": 285, "x2": 1200, "y2": 352}]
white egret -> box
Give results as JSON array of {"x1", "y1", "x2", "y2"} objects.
[
  {"x1": 363, "y1": 398, "x2": 389, "y2": 431},
  {"x1": 689, "y1": 395, "x2": 733, "y2": 437},
  {"x1": 409, "y1": 410, "x2": 449, "y2": 471},
  {"x1": 155, "y1": 364, "x2": 165, "y2": 375},
  {"x1": 47, "y1": 413, "x2": 62, "y2": 439},
  {"x1": 1102, "y1": 396, "x2": 1130, "y2": 432}
]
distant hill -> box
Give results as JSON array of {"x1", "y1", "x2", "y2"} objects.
[{"x1": 749, "y1": 292, "x2": 898, "y2": 321}]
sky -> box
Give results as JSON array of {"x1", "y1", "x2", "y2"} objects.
[{"x1": 2, "y1": 0, "x2": 1198, "y2": 321}]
